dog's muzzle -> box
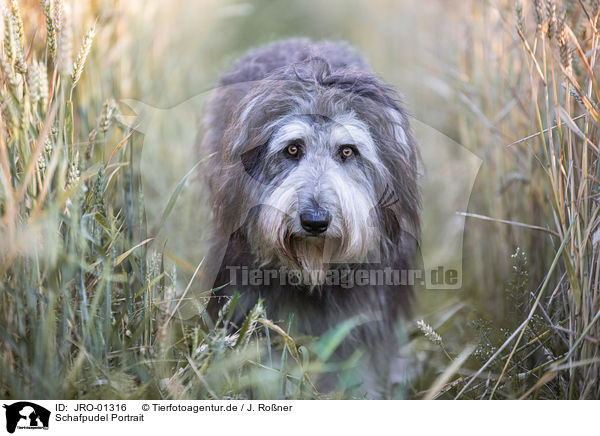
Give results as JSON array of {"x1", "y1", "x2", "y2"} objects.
[{"x1": 299, "y1": 207, "x2": 330, "y2": 235}]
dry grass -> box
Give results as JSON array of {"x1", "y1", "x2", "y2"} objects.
[
  {"x1": 1, "y1": 0, "x2": 599, "y2": 399},
  {"x1": 414, "y1": 0, "x2": 600, "y2": 399}
]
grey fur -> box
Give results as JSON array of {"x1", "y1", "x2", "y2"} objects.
[{"x1": 200, "y1": 38, "x2": 420, "y2": 398}]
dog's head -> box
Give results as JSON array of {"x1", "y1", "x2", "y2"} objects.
[{"x1": 212, "y1": 59, "x2": 420, "y2": 281}]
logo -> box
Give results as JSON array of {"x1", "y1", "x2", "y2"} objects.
[{"x1": 2, "y1": 402, "x2": 50, "y2": 434}]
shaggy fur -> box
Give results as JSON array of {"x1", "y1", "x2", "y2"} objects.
[{"x1": 200, "y1": 39, "x2": 420, "y2": 397}]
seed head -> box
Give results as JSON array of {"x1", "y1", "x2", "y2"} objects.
[
  {"x1": 514, "y1": 1, "x2": 525, "y2": 34},
  {"x1": 27, "y1": 61, "x2": 41, "y2": 106},
  {"x1": 417, "y1": 320, "x2": 442, "y2": 345},
  {"x1": 9, "y1": 0, "x2": 23, "y2": 49},
  {"x1": 71, "y1": 23, "x2": 95, "y2": 89},
  {"x1": 13, "y1": 42, "x2": 26, "y2": 75},
  {"x1": 533, "y1": 0, "x2": 545, "y2": 35},
  {"x1": 44, "y1": 135, "x2": 53, "y2": 154},
  {"x1": 557, "y1": 15, "x2": 571, "y2": 70},
  {"x1": 3, "y1": 8, "x2": 14, "y2": 64},
  {"x1": 546, "y1": 0, "x2": 557, "y2": 40},
  {"x1": 86, "y1": 129, "x2": 97, "y2": 160},
  {"x1": 99, "y1": 99, "x2": 116, "y2": 133},
  {"x1": 38, "y1": 153, "x2": 47, "y2": 171},
  {"x1": 53, "y1": 0, "x2": 63, "y2": 31},
  {"x1": 1, "y1": 53, "x2": 18, "y2": 90},
  {"x1": 66, "y1": 152, "x2": 80, "y2": 191},
  {"x1": 39, "y1": 61, "x2": 49, "y2": 108},
  {"x1": 20, "y1": 93, "x2": 29, "y2": 130},
  {"x1": 43, "y1": 0, "x2": 56, "y2": 61},
  {"x1": 0, "y1": 89, "x2": 17, "y2": 130}
]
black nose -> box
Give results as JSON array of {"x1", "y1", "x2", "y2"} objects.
[{"x1": 300, "y1": 209, "x2": 330, "y2": 234}]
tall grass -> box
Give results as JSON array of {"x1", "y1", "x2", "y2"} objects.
[
  {"x1": 1, "y1": 0, "x2": 599, "y2": 400},
  {"x1": 414, "y1": 0, "x2": 599, "y2": 399},
  {"x1": 0, "y1": 0, "x2": 351, "y2": 400}
]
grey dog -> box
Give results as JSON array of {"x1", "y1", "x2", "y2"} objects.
[{"x1": 201, "y1": 39, "x2": 420, "y2": 398}]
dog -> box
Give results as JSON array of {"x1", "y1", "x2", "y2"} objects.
[{"x1": 200, "y1": 39, "x2": 420, "y2": 398}]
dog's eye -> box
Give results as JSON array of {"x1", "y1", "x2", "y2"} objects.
[
  {"x1": 286, "y1": 144, "x2": 300, "y2": 157},
  {"x1": 340, "y1": 146, "x2": 354, "y2": 159}
]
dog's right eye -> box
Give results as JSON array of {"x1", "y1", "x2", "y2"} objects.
[{"x1": 286, "y1": 144, "x2": 300, "y2": 157}]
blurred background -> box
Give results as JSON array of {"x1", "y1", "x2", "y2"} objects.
[{"x1": 2, "y1": 0, "x2": 598, "y2": 399}]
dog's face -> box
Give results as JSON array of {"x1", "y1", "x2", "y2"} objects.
[
  {"x1": 210, "y1": 64, "x2": 420, "y2": 284},
  {"x1": 245, "y1": 111, "x2": 389, "y2": 279}
]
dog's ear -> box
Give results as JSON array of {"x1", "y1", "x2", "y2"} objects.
[
  {"x1": 320, "y1": 70, "x2": 420, "y2": 239},
  {"x1": 240, "y1": 142, "x2": 269, "y2": 185},
  {"x1": 377, "y1": 105, "x2": 420, "y2": 242},
  {"x1": 343, "y1": 78, "x2": 419, "y2": 243}
]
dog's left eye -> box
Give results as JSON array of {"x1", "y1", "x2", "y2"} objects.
[
  {"x1": 286, "y1": 144, "x2": 300, "y2": 157},
  {"x1": 340, "y1": 146, "x2": 355, "y2": 159}
]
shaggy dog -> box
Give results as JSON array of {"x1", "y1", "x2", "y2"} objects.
[{"x1": 201, "y1": 39, "x2": 420, "y2": 397}]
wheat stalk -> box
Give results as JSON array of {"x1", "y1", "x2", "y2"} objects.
[
  {"x1": 42, "y1": 0, "x2": 56, "y2": 61},
  {"x1": 70, "y1": 23, "x2": 95, "y2": 93}
]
